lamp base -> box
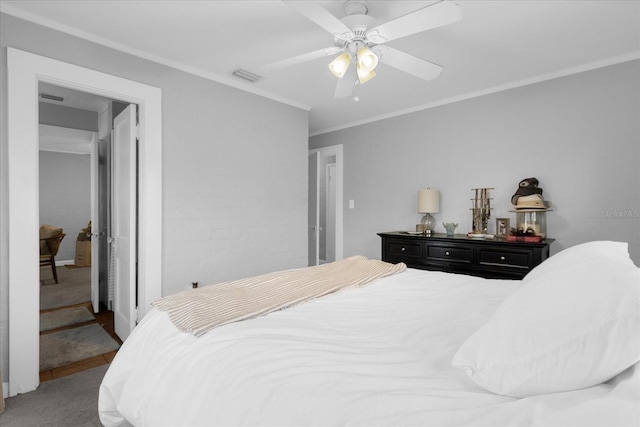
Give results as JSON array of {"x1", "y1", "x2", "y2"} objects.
[{"x1": 420, "y1": 213, "x2": 436, "y2": 235}]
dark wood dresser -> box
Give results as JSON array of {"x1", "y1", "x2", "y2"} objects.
[{"x1": 378, "y1": 232, "x2": 554, "y2": 280}]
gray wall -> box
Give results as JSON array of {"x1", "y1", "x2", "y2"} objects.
[
  {"x1": 39, "y1": 151, "x2": 91, "y2": 262},
  {"x1": 310, "y1": 60, "x2": 640, "y2": 265},
  {"x1": 1, "y1": 13, "x2": 309, "y2": 382}
]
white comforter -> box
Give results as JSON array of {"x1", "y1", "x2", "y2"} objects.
[{"x1": 99, "y1": 268, "x2": 639, "y2": 426}]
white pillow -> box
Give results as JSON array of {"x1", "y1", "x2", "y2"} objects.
[
  {"x1": 522, "y1": 240, "x2": 635, "y2": 283},
  {"x1": 452, "y1": 241, "x2": 640, "y2": 398}
]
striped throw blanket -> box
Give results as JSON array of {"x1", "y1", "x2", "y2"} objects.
[{"x1": 152, "y1": 256, "x2": 406, "y2": 337}]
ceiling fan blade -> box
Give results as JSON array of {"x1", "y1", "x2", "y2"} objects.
[
  {"x1": 334, "y1": 64, "x2": 357, "y2": 98},
  {"x1": 366, "y1": 0, "x2": 461, "y2": 44},
  {"x1": 259, "y1": 46, "x2": 342, "y2": 74},
  {"x1": 284, "y1": 0, "x2": 354, "y2": 41},
  {"x1": 375, "y1": 46, "x2": 443, "y2": 81}
]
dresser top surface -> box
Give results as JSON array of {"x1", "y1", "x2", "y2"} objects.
[{"x1": 378, "y1": 231, "x2": 554, "y2": 246}]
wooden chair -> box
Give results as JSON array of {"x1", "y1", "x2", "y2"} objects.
[{"x1": 39, "y1": 224, "x2": 65, "y2": 284}]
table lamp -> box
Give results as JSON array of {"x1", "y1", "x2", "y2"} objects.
[{"x1": 418, "y1": 188, "x2": 440, "y2": 235}]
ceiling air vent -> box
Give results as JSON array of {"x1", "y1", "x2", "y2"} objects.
[
  {"x1": 232, "y1": 69, "x2": 262, "y2": 83},
  {"x1": 39, "y1": 93, "x2": 64, "y2": 102}
]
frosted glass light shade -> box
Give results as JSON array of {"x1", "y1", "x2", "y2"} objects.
[
  {"x1": 328, "y1": 52, "x2": 352, "y2": 78},
  {"x1": 357, "y1": 68, "x2": 376, "y2": 84},
  {"x1": 357, "y1": 47, "x2": 378, "y2": 73},
  {"x1": 418, "y1": 188, "x2": 440, "y2": 213},
  {"x1": 356, "y1": 47, "x2": 379, "y2": 84}
]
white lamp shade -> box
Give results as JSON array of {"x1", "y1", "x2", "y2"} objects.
[{"x1": 418, "y1": 188, "x2": 440, "y2": 213}]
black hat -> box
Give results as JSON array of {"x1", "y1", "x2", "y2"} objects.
[{"x1": 511, "y1": 177, "x2": 543, "y2": 205}]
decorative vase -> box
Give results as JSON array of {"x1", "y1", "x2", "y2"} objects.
[{"x1": 443, "y1": 222, "x2": 458, "y2": 237}]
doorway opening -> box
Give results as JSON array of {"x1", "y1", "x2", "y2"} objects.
[
  {"x1": 308, "y1": 145, "x2": 343, "y2": 266},
  {"x1": 7, "y1": 48, "x2": 162, "y2": 396},
  {"x1": 37, "y1": 84, "x2": 133, "y2": 380}
]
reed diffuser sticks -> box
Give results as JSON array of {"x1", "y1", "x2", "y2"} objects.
[{"x1": 471, "y1": 187, "x2": 493, "y2": 234}]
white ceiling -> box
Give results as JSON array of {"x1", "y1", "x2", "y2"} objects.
[{"x1": 3, "y1": 0, "x2": 639, "y2": 135}]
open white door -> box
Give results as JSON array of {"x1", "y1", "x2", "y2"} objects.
[
  {"x1": 112, "y1": 104, "x2": 137, "y2": 341},
  {"x1": 90, "y1": 134, "x2": 100, "y2": 313},
  {"x1": 308, "y1": 152, "x2": 320, "y2": 266}
]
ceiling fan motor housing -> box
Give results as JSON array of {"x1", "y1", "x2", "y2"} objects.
[
  {"x1": 344, "y1": 0, "x2": 369, "y2": 16},
  {"x1": 337, "y1": 14, "x2": 379, "y2": 49},
  {"x1": 335, "y1": 0, "x2": 378, "y2": 47}
]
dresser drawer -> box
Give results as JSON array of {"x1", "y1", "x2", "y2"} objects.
[
  {"x1": 386, "y1": 240, "x2": 422, "y2": 260},
  {"x1": 477, "y1": 248, "x2": 531, "y2": 270},
  {"x1": 426, "y1": 244, "x2": 473, "y2": 264},
  {"x1": 378, "y1": 232, "x2": 553, "y2": 280}
]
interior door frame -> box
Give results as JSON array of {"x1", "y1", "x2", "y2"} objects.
[
  {"x1": 6, "y1": 47, "x2": 162, "y2": 396},
  {"x1": 308, "y1": 144, "x2": 343, "y2": 262},
  {"x1": 90, "y1": 130, "x2": 100, "y2": 313}
]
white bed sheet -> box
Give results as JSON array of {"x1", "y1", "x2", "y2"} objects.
[{"x1": 99, "y1": 268, "x2": 640, "y2": 426}]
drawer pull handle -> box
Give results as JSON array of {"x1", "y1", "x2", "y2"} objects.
[
  {"x1": 445, "y1": 251, "x2": 450, "y2": 256},
  {"x1": 500, "y1": 256, "x2": 506, "y2": 261}
]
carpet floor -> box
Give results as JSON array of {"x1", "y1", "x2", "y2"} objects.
[
  {"x1": 0, "y1": 364, "x2": 107, "y2": 426},
  {"x1": 40, "y1": 265, "x2": 91, "y2": 310},
  {"x1": 40, "y1": 324, "x2": 121, "y2": 371},
  {"x1": 40, "y1": 306, "x2": 95, "y2": 332}
]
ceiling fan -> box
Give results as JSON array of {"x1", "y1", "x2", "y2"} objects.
[{"x1": 259, "y1": 0, "x2": 462, "y2": 98}]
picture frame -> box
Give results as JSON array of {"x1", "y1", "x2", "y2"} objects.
[{"x1": 496, "y1": 218, "x2": 510, "y2": 239}]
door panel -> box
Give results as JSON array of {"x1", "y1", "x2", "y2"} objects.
[{"x1": 112, "y1": 104, "x2": 137, "y2": 341}]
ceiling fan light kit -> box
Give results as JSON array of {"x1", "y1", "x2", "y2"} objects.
[
  {"x1": 329, "y1": 43, "x2": 379, "y2": 85},
  {"x1": 272, "y1": 0, "x2": 462, "y2": 97}
]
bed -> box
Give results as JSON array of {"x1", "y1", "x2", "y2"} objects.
[{"x1": 99, "y1": 241, "x2": 640, "y2": 426}]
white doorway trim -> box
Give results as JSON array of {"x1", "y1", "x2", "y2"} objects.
[
  {"x1": 308, "y1": 151, "x2": 320, "y2": 266},
  {"x1": 309, "y1": 144, "x2": 343, "y2": 261},
  {"x1": 6, "y1": 47, "x2": 162, "y2": 396},
  {"x1": 325, "y1": 163, "x2": 337, "y2": 263}
]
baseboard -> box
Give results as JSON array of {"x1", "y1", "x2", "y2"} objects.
[
  {"x1": 2, "y1": 380, "x2": 8, "y2": 399},
  {"x1": 55, "y1": 259, "x2": 75, "y2": 267}
]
